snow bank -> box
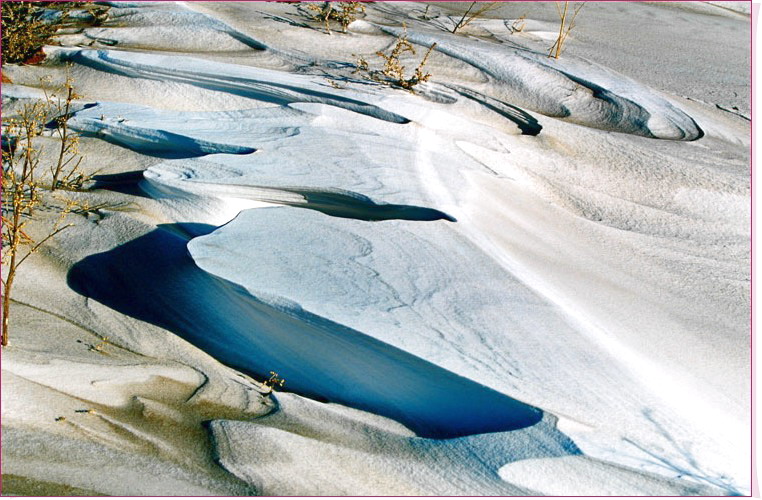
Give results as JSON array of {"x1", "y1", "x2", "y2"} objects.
[
  {"x1": 69, "y1": 105, "x2": 257, "y2": 157},
  {"x1": 2, "y1": 0, "x2": 749, "y2": 495},
  {"x1": 67, "y1": 219, "x2": 545, "y2": 439},
  {"x1": 61, "y1": 49, "x2": 410, "y2": 124},
  {"x1": 379, "y1": 25, "x2": 702, "y2": 140}
]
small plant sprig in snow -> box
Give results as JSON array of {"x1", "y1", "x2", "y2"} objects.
[
  {"x1": 548, "y1": 1, "x2": 585, "y2": 59},
  {"x1": 449, "y1": 1, "x2": 498, "y2": 34},
  {"x1": 42, "y1": 73, "x2": 87, "y2": 191},
  {"x1": 356, "y1": 28, "x2": 437, "y2": 92},
  {"x1": 307, "y1": 1, "x2": 365, "y2": 34},
  {"x1": 262, "y1": 371, "x2": 286, "y2": 393},
  {"x1": 509, "y1": 15, "x2": 527, "y2": 34}
]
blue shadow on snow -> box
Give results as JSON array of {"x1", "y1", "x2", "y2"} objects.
[{"x1": 67, "y1": 223, "x2": 542, "y2": 439}]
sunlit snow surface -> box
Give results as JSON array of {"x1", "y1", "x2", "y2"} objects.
[{"x1": 37, "y1": 1, "x2": 750, "y2": 494}]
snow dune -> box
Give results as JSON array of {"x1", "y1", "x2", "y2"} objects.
[
  {"x1": 67, "y1": 221, "x2": 545, "y2": 439},
  {"x1": 62, "y1": 49, "x2": 411, "y2": 124},
  {"x1": 2, "y1": 0, "x2": 749, "y2": 495},
  {"x1": 378, "y1": 24, "x2": 703, "y2": 140},
  {"x1": 69, "y1": 108, "x2": 257, "y2": 157},
  {"x1": 65, "y1": 97, "x2": 474, "y2": 216},
  {"x1": 85, "y1": 2, "x2": 268, "y2": 51},
  {"x1": 186, "y1": 207, "x2": 659, "y2": 421},
  {"x1": 209, "y1": 398, "x2": 578, "y2": 496}
]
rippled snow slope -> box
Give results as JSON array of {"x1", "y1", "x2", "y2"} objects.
[{"x1": 8, "y1": 1, "x2": 747, "y2": 495}]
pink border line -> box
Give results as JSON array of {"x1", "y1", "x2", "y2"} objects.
[{"x1": 753, "y1": 1, "x2": 758, "y2": 497}]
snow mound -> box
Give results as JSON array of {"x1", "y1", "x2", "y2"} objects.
[
  {"x1": 69, "y1": 104, "x2": 257, "y2": 157},
  {"x1": 61, "y1": 49, "x2": 410, "y2": 124},
  {"x1": 79, "y1": 2, "x2": 267, "y2": 52},
  {"x1": 67, "y1": 221, "x2": 545, "y2": 439},
  {"x1": 380, "y1": 26, "x2": 702, "y2": 140},
  {"x1": 209, "y1": 394, "x2": 580, "y2": 496}
]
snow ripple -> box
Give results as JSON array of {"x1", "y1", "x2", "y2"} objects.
[
  {"x1": 381, "y1": 26, "x2": 702, "y2": 140},
  {"x1": 62, "y1": 49, "x2": 411, "y2": 124}
]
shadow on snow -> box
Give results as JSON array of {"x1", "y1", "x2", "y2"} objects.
[{"x1": 68, "y1": 222, "x2": 542, "y2": 439}]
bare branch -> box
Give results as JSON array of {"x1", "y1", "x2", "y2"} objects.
[
  {"x1": 451, "y1": 1, "x2": 498, "y2": 33},
  {"x1": 14, "y1": 223, "x2": 73, "y2": 269}
]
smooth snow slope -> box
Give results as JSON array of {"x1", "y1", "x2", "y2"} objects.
[{"x1": 3, "y1": 0, "x2": 748, "y2": 495}]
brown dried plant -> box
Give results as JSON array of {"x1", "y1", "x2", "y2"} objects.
[
  {"x1": 548, "y1": 1, "x2": 585, "y2": 59},
  {"x1": 362, "y1": 29, "x2": 436, "y2": 92},
  {"x1": 354, "y1": 56, "x2": 369, "y2": 73},
  {"x1": 42, "y1": 74, "x2": 86, "y2": 191},
  {"x1": 88, "y1": 337, "x2": 111, "y2": 354},
  {"x1": 450, "y1": 1, "x2": 498, "y2": 34},
  {"x1": 509, "y1": 15, "x2": 527, "y2": 34},
  {"x1": 306, "y1": 2, "x2": 365, "y2": 34},
  {"x1": 262, "y1": 371, "x2": 286, "y2": 393},
  {"x1": 2, "y1": 2, "x2": 109, "y2": 65},
  {"x1": 1, "y1": 2, "x2": 58, "y2": 65},
  {"x1": 1, "y1": 79, "x2": 86, "y2": 347}
]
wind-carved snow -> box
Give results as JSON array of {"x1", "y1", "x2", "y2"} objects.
[
  {"x1": 186, "y1": 206, "x2": 666, "y2": 418},
  {"x1": 186, "y1": 205, "x2": 744, "y2": 494},
  {"x1": 61, "y1": 49, "x2": 410, "y2": 124},
  {"x1": 77, "y1": 2, "x2": 267, "y2": 52},
  {"x1": 378, "y1": 25, "x2": 702, "y2": 140},
  {"x1": 69, "y1": 99, "x2": 474, "y2": 219},
  {"x1": 68, "y1": 104, "x2": 258, "y2": 157},
  {"x1": 50, "y1": 2, "x2": 749, "y2": 495},
  {"x1": 62, "y1": 63, "x2": 745, "y2": 494},
  {"x1": 67, "y1": 220, "x2": 545, "y2": 439}
]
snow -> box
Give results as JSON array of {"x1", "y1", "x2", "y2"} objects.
[{"x1": 1, "y1": 0, "x2": 750, "y2": 496}]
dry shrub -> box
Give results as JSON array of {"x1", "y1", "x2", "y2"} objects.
[
  {"x1": 307, "y1": 1, "x2": 365, "y2": 34},
  {"x1": 262, "y1": 371, "x2": 286, "y2": 393},
  {"x1": 1, "y1": 2, "x2": 109, "y2": 65},
  {"x1": 356, "y1": 29, "x2": 436, "y2": 92},
  {"x1": 1, "y1": 75, "x2": 87, "y2": 346},
  {"x1": 43, "y1": 74, "x2": 86, "y2": 191},
  {"x1": 1, "y1": 2, "x2": 58, "y2": 64}
]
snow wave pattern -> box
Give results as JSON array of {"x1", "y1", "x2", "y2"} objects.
[
  {"x1": 62, "y1": 49, "x2": 411, "y2": 124},
  {"x1": 382, "y1": 26, "x2": 702, "y2": 140}
]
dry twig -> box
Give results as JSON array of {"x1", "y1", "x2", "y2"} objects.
[
  {"x1": 450, "y1": 1, "x2": 498, "y2": 33},
  {"x1": 548, "y1": 1, "x2": 585, "y2": 59}
]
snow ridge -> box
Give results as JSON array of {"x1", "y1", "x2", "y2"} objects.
[
  {"x1": 380, "y1": 25, "x2": 702, "y2": 140},
  {"x1": 62, "y1": 49, "x2": 411, "y2": 124}
]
